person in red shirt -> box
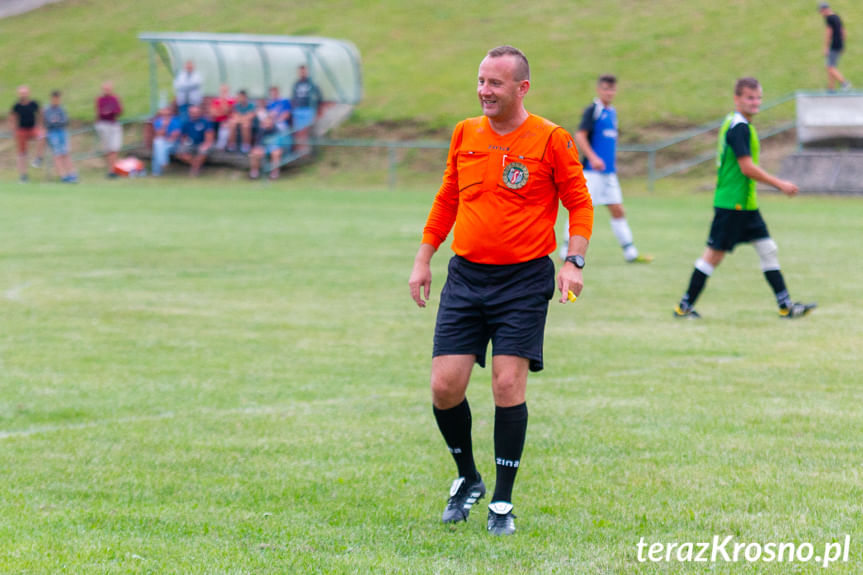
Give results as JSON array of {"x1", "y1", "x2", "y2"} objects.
[
  {"x1": 95, "y1": 81, "x2": 123, "y2": 177},
  {"x1": 210, "y1": 84, "x2": 236, "y2": 149},
  {"x1": 408, "y1": 45, "x2": 593, "y2": 536}
]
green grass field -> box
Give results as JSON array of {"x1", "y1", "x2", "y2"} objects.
[{"x1": 1, "y1": 177, "x2": 861, "y2": 573}]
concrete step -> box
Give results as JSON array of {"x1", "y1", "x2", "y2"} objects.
[{"x1": 779, "y1": 150, "x2": 863, "y2": 194}]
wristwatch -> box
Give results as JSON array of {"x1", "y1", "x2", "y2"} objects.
[{"x1": 564, "y1": 254, "x2": 585, "y2": 269}]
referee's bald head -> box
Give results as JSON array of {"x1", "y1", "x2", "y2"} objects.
[{"x1": 486, "y1": 46, "x2": 530, "y2": 82}]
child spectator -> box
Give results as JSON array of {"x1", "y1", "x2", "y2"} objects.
[{"x1": 43, "y1": 90, "x2": 78, "y2": 183}]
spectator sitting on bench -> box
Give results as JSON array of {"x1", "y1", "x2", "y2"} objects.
[
  {"x1": 249, "y1": 115, "x2": 285, "y2": 181},
  {"x1": 210, "y1": 84, "x2": 235, "y2": 150},
  {"x1": 266, "y1": 85, "x2": 293, "y2": 134},
  {"x1": 175, "y1": 105, "x2": 213, "y2": 177},
  {"x1": 151, "y1": 104, "x2": 182, "y2": 176},
  {"x1": 225, "y1": 89, "x2": 255, "y2": 153},
  {"x1": 254, "y1": 98, "x2": 269, "y2": 141}
]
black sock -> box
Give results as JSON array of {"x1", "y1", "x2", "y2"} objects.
[
  {"x1": 491, "y1": 403, "x2": 528, "y2": 503},
  {"x1": 764, "y1": 270, "x2": 792, "y2": 309},
  {"x1": 433, "y1": 399, "x2": 479, "y2": 481},
  {"x1": 680, "y1": 268, "x2": 709, "y2": 309}
]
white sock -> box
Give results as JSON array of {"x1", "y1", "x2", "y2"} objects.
[{"x1": 610, "y1": 217, "x2": 638, "y2": 260}]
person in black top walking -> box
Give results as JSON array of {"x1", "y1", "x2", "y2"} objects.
[{"x1": 818, "y1": 3, "x2": 851, "y2": 91}]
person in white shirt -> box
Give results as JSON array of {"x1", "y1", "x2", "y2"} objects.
[{"x1": 173, "y1": 60, "x2": 204, "y2": 119}]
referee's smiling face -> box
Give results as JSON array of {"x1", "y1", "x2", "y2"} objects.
[{"x1": 477, "y1": 55, "x2": 528, "y2": 123}]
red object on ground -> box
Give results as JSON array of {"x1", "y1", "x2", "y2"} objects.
[{"x1": 112, "y1": 156, "x2": 145, "y2": 176}]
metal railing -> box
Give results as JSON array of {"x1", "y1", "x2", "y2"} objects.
[
  {"x1": 3, "y1": 93, "x2": 799, "y2": 187},
  {"x1": 622, "y1": 92, "x2": 797, "y2": 190},
  {"x1": 309, "y1": 137, "x2": 448, "y2": 188},
  {"x1": 310, "y1": 92, "x2": 799, "y2": 190}
]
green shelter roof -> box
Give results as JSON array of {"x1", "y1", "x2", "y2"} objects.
[{"x1": 138, "y1": 32, "x2": 363, "y2": 104}]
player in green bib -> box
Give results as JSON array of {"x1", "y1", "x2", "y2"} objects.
[
  {"x1": 674, "y1": 77, "x2": 816, "y2": 319},
  {"x1": 714, "y1": 111, "x2": 760, "y2": 211}
]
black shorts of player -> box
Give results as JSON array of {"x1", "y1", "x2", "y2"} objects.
[
  {"x1": 433, "y1": 254, "x2": 555, "y2": 372},
  {"x1": 706, "y1": 208, "x2": 771, "y2": 252}
]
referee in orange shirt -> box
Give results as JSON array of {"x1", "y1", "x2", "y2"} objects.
[{"x1": 409, "y1": 45, "x2": 594, "y2": 535}]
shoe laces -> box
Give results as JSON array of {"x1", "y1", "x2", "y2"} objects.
[
  {"x1": 446, "y1": 477, "x2": 482, "y2": 509},
  {"x1": 447, "y1": 477, "x2": 466, "y2": 502}
]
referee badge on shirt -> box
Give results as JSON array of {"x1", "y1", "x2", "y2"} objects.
[{"x1": 502, "y1": 162, "x2": 529, "y2": 190}]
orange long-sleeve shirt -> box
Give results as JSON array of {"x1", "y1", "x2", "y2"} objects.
[{"x1": 422, "y1": 114, "x2": 593, "y2": 265}]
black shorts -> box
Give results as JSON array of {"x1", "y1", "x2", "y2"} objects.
[
  {"x1": 706, "y1": 208, "x2": 771, "y2": 252},
  {"x1": 433, "y1": 255, "x2": 555, "y2": 372}
]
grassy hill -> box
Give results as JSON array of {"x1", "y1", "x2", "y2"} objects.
[{"x1": 1, "y1": 0, "x2": 859, "y2": 133}]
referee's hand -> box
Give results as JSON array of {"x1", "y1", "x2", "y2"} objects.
[
  {"x1": 557, "y1": 267, "x2": 584, "y2": 304},
  {"x1": 409, "y1": 264, "x2": 431, "y2": 308},
  {"x1": 410, "y1": 244, "x2": 436, "y2": 308}
]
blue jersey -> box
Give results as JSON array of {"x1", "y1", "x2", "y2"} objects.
[
  {"x1": 578, "y1": 99, "x2": 618, "y2": 174},
  {"x1": 266, "y1": 98, "x2": 292, "y2": 122},
  {"x1": 153, "y1": 115, "x2": 182, "y2": 139},
  {"x1": 182, "y1": 117, "x2": 212, "y2": 145}
]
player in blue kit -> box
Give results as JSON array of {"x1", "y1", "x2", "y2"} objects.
[{"x1": 561, "y1": 75, "x2": 652, "y2": 263}]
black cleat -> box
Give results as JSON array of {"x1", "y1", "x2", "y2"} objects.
[
  {"x1": 487, "y1": 501, "x2": 516, "y2": 535},
  {"x1": 442, "y1": 476, "x2": 485, "y2": 523},
  {"x1": 673, "y1": 305, "x2": 701, "y2": 319},
  {"x1": 779, "y1": 301, "x2": 817, "y2": 319}
]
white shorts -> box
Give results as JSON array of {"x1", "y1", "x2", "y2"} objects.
[
  {"x1": 585, "y1": 170, "x2": 623, "y2": 205},
  {"x1": 95, "y1": 121, "x2": 123, "y2": 153}
]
